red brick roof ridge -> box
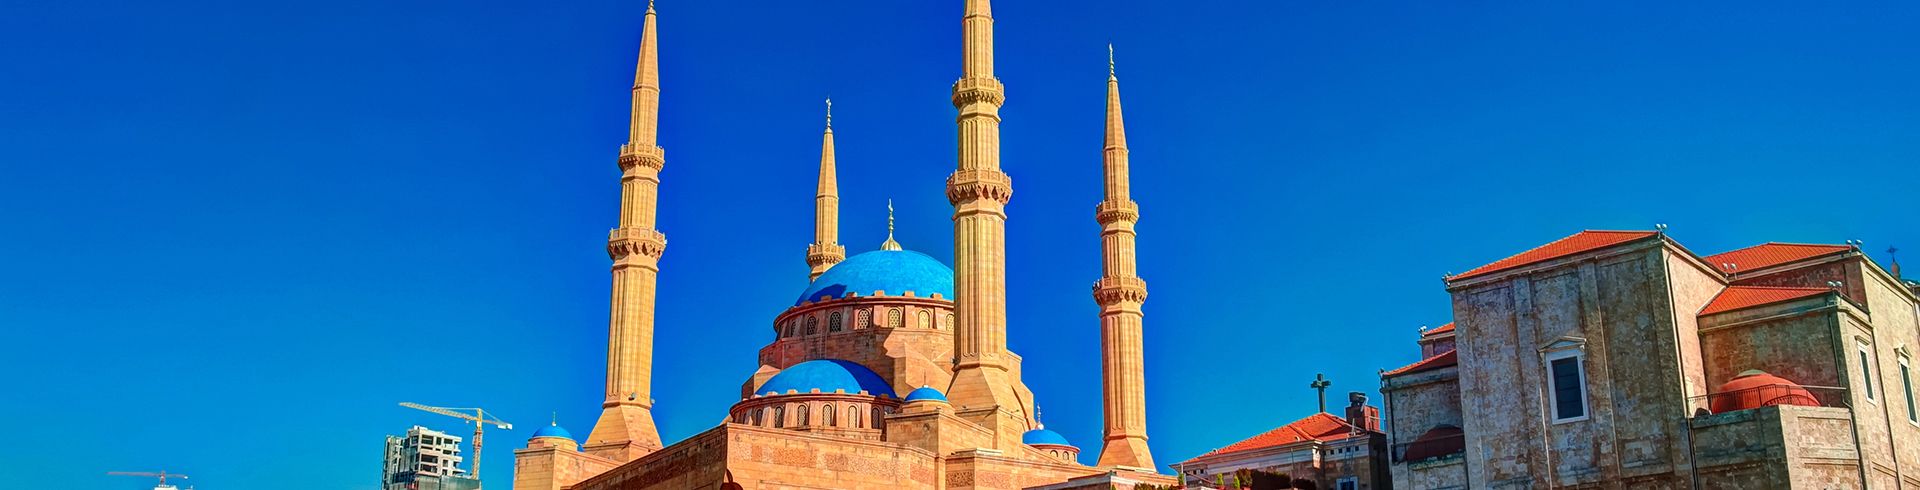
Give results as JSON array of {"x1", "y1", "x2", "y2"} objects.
[
  {"x1": 1191, "y1": 412, "x2": 1359, "y2": 459},
  {"x1": 1384, "y1": 349, "x2": 1459, "y2": 377},
  {"x1": 1704, "y1": 242, "x2": 1851, "y2": 272},
  {"x1": 1451, "y1": 230, "x2": 1660, "y2": 281}
]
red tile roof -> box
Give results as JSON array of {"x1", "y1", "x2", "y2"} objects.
[
  {"x1": 1452, "y1": 231, "x2": 1660, "y2": 281},
  {"x1": 1196, "y1": 413, "x2": 1360, "y2": 458},
  {"x1": 1699, "y1": 286, "x2": 1832, "y2": 316},
  {"x1": 1422, "y1": 322, "x2": 1456, "y2": 337},
  {"x1": 1384, "y1": 350, "x2": 1459, "y2": 377},
  {"x1": 1704, "y1": 243, "x2": 1851, "y2": 273}
]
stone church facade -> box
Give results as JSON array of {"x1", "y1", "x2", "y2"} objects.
[
  {"x1": 1382, "y1": 230, "x2": 1920, "y2": 489},
  {"x1": 512, "y1": 1, "x2": 1177, "y2": 489}
]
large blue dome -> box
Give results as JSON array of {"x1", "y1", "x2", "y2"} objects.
[
  {"x1": 1023, "y1": 428, "x2": 1073, "y2": 447},
  {"x1": 795, "y1": 249, "x2": 955, "y2": 306},
  {"x1": 756, "y1": 359, "x2": 898, "y2": 398}
]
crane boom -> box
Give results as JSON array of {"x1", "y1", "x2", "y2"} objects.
[
  {"x1": 108, "y1": 470, "x2": 188, "y2": 487},
  {"x1": 399, "y1": 402, "x2": 511, "y2": 490}
]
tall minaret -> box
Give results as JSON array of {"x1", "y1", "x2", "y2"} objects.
[
  {"x1": 1093, "y1": 45, "x2": 1155, "y2": 469},
  {"x1": 945, "y1": 0, "x2": 1035, "y2": 437},
  {"x1": 585, "y1": 0, "x2": 665, "y2": 462},
  {"x1": 806, "y1": 99, "x2": 846, "y2": 280}
]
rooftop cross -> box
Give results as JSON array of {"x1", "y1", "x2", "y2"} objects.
[{"x1": 1310, "y1": 373, "x2": 1332, "y2": 413}]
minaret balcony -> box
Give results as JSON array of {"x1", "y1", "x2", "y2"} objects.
[
  {"x1": 1093, "y1": 277, "x2": 1148, "y2": 304},
  {"x1": 945, "y1": 170, "x2": 1013, "y2": 205},
  {"x1": 608, "y1": 227, "x2": 667, "y2": 259},
  {"x1": 617, "y1": 144, "x2": 666, "y2": 171},
  {"x1": 806, "y1": 243, "x2": 846, "y2": 263},
  {"x1": 1095, "y1": 200, "x2": 1139, "y2": 224},
  {"x1": 950, "y1": 77, "x2": 1006, "y2": 107}
]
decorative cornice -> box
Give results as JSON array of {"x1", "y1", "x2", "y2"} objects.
[
  {"x1": 951, "y1": 77, "x2": 1006, "y2": 107},
  {"x1": 1095, "y1": 200, "x2": 1140, "y2": 225},
  {"x1": 1093, "y1": 276, "x2": 1149, "y2": 304},
  {"x1": 618, "y1": 144, "x2": 666, "y2": 172}
]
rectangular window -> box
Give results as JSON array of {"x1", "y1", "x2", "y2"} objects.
[
  {"x1": 1546, "y1": 351, "x2": 1588, "y2": 422},
  {"x1": 1339, "y1": 479, "x2": 1358, "y2": 490},
  {"x1": 1860, "y1": 342, "x2": 1876, "y2": 402},
  {"x1": 1902, "y1": 357, "x2": 1916, "y2": 423}
]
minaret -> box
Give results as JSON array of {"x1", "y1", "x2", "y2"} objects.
[
  {"x1": 585, "y1": 0, "x2": 665, "y2": 462},
  {"x1": 806, "y1": 99, "x2": 846, "y2": 280},
  {"x1": 945, "y1": 0, "x2": 1036, "y2": 439},
  {"x1": 1093, "y1": 45, "x2": 1155, "y2": 469}
]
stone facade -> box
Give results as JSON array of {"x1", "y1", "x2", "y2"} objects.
[
  {"x1": 1382, "y1": 231, "x2": 1920, "y2": 489},
  {"x1": 513, "y1": 1, "x2": 1178, "y2": 489}
]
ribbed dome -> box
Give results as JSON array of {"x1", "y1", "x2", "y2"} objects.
[
  {"x1": 1710, "y1": 370, "x2": 1819, "y2": 413},
  {"x1": 1022, "y1": 428, "x2": 1073, "y2": 447},
  {"x1": 903, "y1": 386, "x2": 948, "y2": 403},
  {"x1": 756, "y1": 359, "x2": 897, "y2": 398},
  {"x1": 531, "y1": 423, "x2": 573, "y2": 440},
  {"x1": 795, "y1": 249, "x2": 954, "y2": 306}
]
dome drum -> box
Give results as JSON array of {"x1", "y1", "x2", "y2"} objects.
[{"x1": 729, "y1": 392, "x2": 901, "y2": 440}]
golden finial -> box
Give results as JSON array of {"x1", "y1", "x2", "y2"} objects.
[
  {"x1": 551, "y1": 412, "x2": 558, "y2": 426},
  {"x1": 647, "y1": 0, "x2": 655, "y2": 13},
  {"x1": 1108, "y1": 43, "x2": 1116, "y2": 79},
  {"x1": 825, "y1": 98, "x2": 833, "y2": 130},
  {"x1": 881, "y1": 199, "x2": 902, "y2": 251}
]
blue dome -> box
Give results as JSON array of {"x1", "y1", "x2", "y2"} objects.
[
  {"x1": 756, "y1": 359, "x2": 898, "y2": 398},
  {"x1": 903, "y1": 386, "x2": 948, "y2": 403},
  {"x1": 1023, "y1": 428, "x2": 1073, "y2": 447},
  {"x1": 795, "y1": 249, "x2": 954, "y2": 306},
  {"x1": 532, "y1": 424, "x2": 573, "y2": 440}
]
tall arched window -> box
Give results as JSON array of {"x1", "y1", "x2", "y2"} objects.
[
  {"x1": 796, "y1": 404, "x2": 810, "y2": 426},
  {"x1": 824, "y1": 404, "x2": 836, "y2": 427},
  {"x1": 850, "y1": 406, "x2": 863, "y2": 428},
  {"x1": 784, "y1": 321, "x2": 795, "y2": 338},
  {"x1": 752, "y1": 408, "x2": 764, "y2": 426},
  {"x1": 805, "y1": 316, "x2": 818, "y2": 335},
  {"x1": 917, "y1": 310, "x2": 931, "y2": 329},
  {"x1": 872, "y1": 407, "x2": 886, "y2": 429},
  {"x1": 856, "y1": 309, "x2": 871, "y2": 328},
  {"x1": 772, "y1": 406, "x2": 786, "y2": 428},
  {"x1": 888, "y1": 308, "x2": 903, "y2": 328},
  {"x1": 944, "y1": 313, "x2": 954, "y2": 330},
  {"x1": 829, "y1": 312, "x2": 843, "y2": 332}
]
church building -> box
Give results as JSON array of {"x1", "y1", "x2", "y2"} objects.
[
  {"x1": 1382, "y1": 230, "x2": 1920, "y2": 488},
  {"x1": 512, "y1": 2, "x2": 1178, "y2": 489}
]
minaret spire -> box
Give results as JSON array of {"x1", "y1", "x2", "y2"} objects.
[
  {"x1": 1094, "y1": 45, "x2": 1156, "y2": 469},
  {"x1": 945, "y1": 0, "x2": 1039, "y2": 449},
  {"x1": 585, "y1": 1, "x2": 665, "y2": 462},
  {"x1": 806, "y1": 99, "x2": 846, "y2": 280}
]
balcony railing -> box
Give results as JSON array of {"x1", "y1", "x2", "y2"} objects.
[{"x1": 1690, "y1": 384, "x2": 1851, "y2": 416}]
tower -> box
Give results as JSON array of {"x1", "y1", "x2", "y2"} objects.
[
  {"x1": 944, "y1": 0, "x2": 1037, "y2": 442},
  {"x1": 806, "y1": 100, "x2": 846, "y2": 280},
  {"x1": 1093, "y1": 45, "x2": 1155, "y2": 469},
  {"x1": 585, "y1": 0, "x2": 665, "y2": 462}
]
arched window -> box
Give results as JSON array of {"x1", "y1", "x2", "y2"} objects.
[
  {"x1": 829, "y1": 312, "x2": 843, "y2": 332},
  {"x1": 888, "y1": 308, "x2": 903, "y2": 328},
  {"x1": 824, "y1": 404, "x2": 837, "y2": 427},
  {"x1": 944, "y1": 313, "x2": 954, "y2": 330},
  {"x1": 797, "y1": 404, "x2": 811, "y2": 426},
  {"x1": 784, "y1": 321, "x2": 795, "y2": 338},
  {"x1": 805, "y1": 316, "x2": 818, "y2": 335},
  {"x1": 917, "y1": 310, "x2": 931, "y2": 329},
  {"x1": 850, "y1": 405, "x2": 863, "y2": 428},
  {"x1": 752, "y1": 408, "x2": 764, "y2": 426},
  {"x1": 872, "y1": 407, "x2": 886, "y2": 429},
  {"x1": 856, "y1": 309, "x2": 871, "y2": 328},
  {"x1": 772, "y1": 406, "x2": 786, "y2": 428}
]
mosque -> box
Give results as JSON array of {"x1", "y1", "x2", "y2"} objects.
[{"x1": 511, "y1": 1, "x2": 1179, "y2": 488}]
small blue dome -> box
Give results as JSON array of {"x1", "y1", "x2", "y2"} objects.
[
  {"x1": 903, "y1": 386, "x2": 948, "y2": 403},
  {"x1": 756, "y1": 359, "x2": 897, "y2": 398},
  {"x1": 1023, "y1": 428, "x2": 1074, "y2": 447},
  {"x1": 532, "y1": 424, "x2": 573, "y2": 440},
  {"x1": 795, "y1": 249, "x2": 955, "y2": 306}
]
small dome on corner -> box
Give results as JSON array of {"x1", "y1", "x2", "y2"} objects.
[{"x1": 904, "y1": 386, "x2": 948, "y2": 403}]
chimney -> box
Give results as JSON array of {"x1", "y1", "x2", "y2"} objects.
[{"x1": 1345, "y1": 392, "x2": 1380, "y2": 432}]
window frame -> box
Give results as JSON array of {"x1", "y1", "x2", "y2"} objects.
[
  {"x1": 1859, "y1": 340, "x2": 1877, "y2": 403},
  {"x1": 1544, "y1": 349, "x2": 1591, "y2": 424},
  {"x1": 1899, "y1": 354, "x2": 1916, "y2": 424}
]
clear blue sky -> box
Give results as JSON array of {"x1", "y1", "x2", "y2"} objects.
[{"x1": 4, "y1": 1, "x2": 1917, "y2": 489}]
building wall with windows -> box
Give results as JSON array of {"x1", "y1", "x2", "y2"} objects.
[{"x1": 383, "y1": 426, "x2": 476, "y2": 490}]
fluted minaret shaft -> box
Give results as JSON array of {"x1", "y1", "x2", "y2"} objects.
[
  {"x1": 945, "y1": 0, "x2": 1034, "y2": 438},
  {"x1": 586, "y1": 1, "x2": 665, "y2": 462},
  {"x1": 806, "y1": 103, "x2": 846, "y2": 280},
  {"x1": 1094, "y1": 49, "x2": 1154, "y2": 469}
]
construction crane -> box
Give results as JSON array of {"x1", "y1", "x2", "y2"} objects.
[
  {"x1": 107, "y1": 470, "x2": 187, "y2": 489},
  {"x1": 400, "y1": 402, "x2": 511, "y2": 487}
]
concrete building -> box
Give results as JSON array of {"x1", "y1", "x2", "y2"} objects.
[
  {"x1": 1174, "y1": 392, "x2": 1391, "y2": 490},
  {"x1": 511, "y1": 1, "x2": 1177, "y2": 489},
  {"x1": 383, "y1": 426, "x2": 479, "y2": 490},
  {"x1": 1381, "y1": 230, "x2": 1920, "y2": 489}
]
